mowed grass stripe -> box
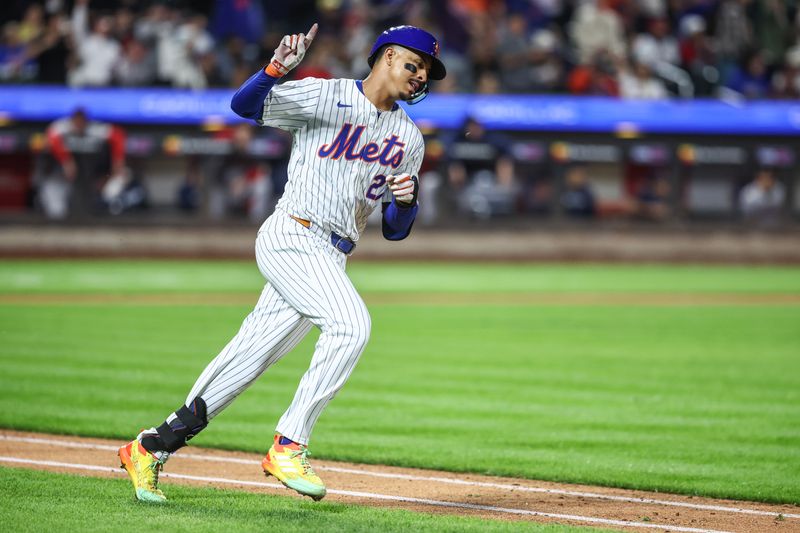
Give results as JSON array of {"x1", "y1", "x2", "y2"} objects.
[
  {"x1": 2, "y1": 292, "x2": 799, "y2": 306},
  {"x1": 1, "y1": 300, "x2": 798, "y2": 504},
  {"x1": 1, "y1": 260, "x2": 800, "y2": 294},
  {"x1": 0, "y1": 467, "x2": 599, "y2": 533}
]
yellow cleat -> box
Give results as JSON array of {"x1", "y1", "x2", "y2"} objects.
[
  {"x1": 118, "y1": 439, "x2": 167, "y2": 503},
  {"x1": 262, "y1": 434, "x2": 326, "y2": 501}
]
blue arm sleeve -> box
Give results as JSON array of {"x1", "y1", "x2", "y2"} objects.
[
  {"x1": 230, "y1": 69, "x2": 280, "y2": 120},
  {"x1": 382, "y1": 199, "x2": 418, "y2": 241}
]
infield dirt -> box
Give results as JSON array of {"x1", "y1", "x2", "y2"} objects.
[{"x1": 1, "y1": 430, "x2": 797, "y2": 533}]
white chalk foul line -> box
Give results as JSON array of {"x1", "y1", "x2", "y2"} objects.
[
  {"x1": 2, "y1": 434, "x2": 797, "y2": 521},
  {"x1": 317, "y1": 466, "x2": 800, "y2": 521},
  {"x1": 0, "y1": 455, "x2": 731, "y2": 533}
]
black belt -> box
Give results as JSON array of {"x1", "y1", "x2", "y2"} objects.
[{"x1": 290, "y1": 215, "x2": 356, "y2": 255}]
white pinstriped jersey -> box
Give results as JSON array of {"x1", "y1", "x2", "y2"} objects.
[{"x1": 258, "y1": 77, "x2": 424, "y2": 242}]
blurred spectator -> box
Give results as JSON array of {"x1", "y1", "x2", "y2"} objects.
[
  {"x1": 445, "y1": 117, "x2": 517, "y2": 219},
  {"x1": 619, "y1": 59, "x2": 668, "y2": 99},
  {"x1": 633, "y1": 17, "x2": 694, "y2": 97},
  {"x1": 631, "y1": 175, "x2": 672, "y2": 221},
  {"x1": 216, "y1": 36, "x2": 257, "y2": 87},
  {"x1": 569, "y1": 0, "x2": 627, "y2": 65},
  {"x1": 17, "y1": 3, "x2": 44, "y2": 44},
  {"x1": 0, "y1": 21, "x2": 37, "y2": 82},
  {"x1": 210, "y1": 0, "x2": 265, "y2": 44},
  {"x1": 772, "y1": 45, "x2": 800, "y2": 99},
  {"x1": 632, "y1": 18, "x2": 680, "y2": 68},
  {"x1": 529, "y1": 28, "x2": 564, "y2": 92},
  {"x1": 177, "y1": 157, "x2": 203, "y2": 212},
  {"x1": 638, "y1": 0, "x2": 668, "y2": 19},
  {"x1": 113, "y1": 7, "x2": 136, "y2": 49},
  {"x1": 567, "y1": 50, "x2": 619, "y2": 95},
  {"x1": 206, "y1": 123, "x2": 272, "y2": 221},
  {"x1": 679, "y1": 14, "x2": 718, "y2": 96},
  {"x1": 497, "y1": 13, "x2": 533, "y2": 92},
  {"x1": 714, "y1": 0, "x2": 753, "y2": 71},
  {"x1": 435, "y1": 46, "x2": 474, "y2": 92},
  {"x1": 340, "y1": 10, "x2": 373, "y2": 79},
  {"x1": 754, "y1": 0, "x2": 792, "y2": 67},
  {"x1": 292, "y1": 34, "x2": 338, "y2": 80},
  {"x1": 135, "y1": 2, "x2": 179, "y2": 85},
  {"x1": 475, "y1": 70, "x2": 501, "y2": 93},
  {"x1": 113, "y1": 38, "x2": 156, "y2": 86},
  {"x1": 560, "y1": 165, "x2": 596, "y2": 218},
  {"x1": 513, "y1": 0, "x2": 566, "y2": 29},
  {"x1": 68, "y1": 0, "x2": 120, "y2": 87},
  {"x1": 134, "y1": 2, "x2": 173, "y2": 49},
  {"x1": 28, "y1": 12, "x2": 70, "y2": 84},
  {"x1": 153, "y1": 13, "x2": 215, "y2": 89},
  {"x1": 38, "y1": 108, "x2": 127, "y2": 219},
  {"x1": 725, "y1": 50, "x2": 771, "y2": 99},
  {"x1": 465, "y1": 8, "x2": 500, "y2": 87},
  {"x1": 738, "y1": 168, "x2": 786, "y2": 227},
  {"x1": 417, "y1": 129, "x2": 447, "y2": 226},
  {"x1": 370, "y1": 0, "x2": 409, "y2": 29}
]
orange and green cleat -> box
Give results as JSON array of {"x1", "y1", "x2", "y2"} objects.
[
  {"x1": 262, "y1": 434, "x2": 326, "y2": 501},
  {"x1": 118, "y1": 439, "x2": 167, "y2": 503}
]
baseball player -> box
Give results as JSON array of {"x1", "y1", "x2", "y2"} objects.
[
  {"x1": 118, "y1": 24, "x2": 446, "y2": 503},
  {"x1": 41, "y1": 107, "x2": 126, "y2": 219}
]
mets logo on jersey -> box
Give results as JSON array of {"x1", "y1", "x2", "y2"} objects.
[{"x1": 318, "y1": 123, "x2": 406, "y2": 168}]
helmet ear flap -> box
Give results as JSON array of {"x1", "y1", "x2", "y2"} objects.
[{"x1": 406, "y1": 82, "x2": 429, "y2": 105}]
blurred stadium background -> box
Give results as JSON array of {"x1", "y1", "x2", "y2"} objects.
[{"x1": 0, "y1": 0, "x2": 799, "y2": 260}]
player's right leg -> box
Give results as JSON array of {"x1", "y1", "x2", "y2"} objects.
[
  {"x1": 254, "y1": 213, "x2": 372, "y2": 500},
  {"x1": 119, "y1": 281, "x2": 312, "y2": 502}
]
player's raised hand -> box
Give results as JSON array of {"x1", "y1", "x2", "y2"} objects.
[
  {"x1": 268, "y1": 23, "x2": 319, "y2": 77},
  {"x1": 387, "y1": 174, "x2": 419, "y2": 206}
]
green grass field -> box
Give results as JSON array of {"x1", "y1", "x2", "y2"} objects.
[
  {"x1": 1, "y1": 260, "x2": 799, "y2": 515},
  {"x1": 1, "y1": 467, "x2": 598, "y2": 533}
]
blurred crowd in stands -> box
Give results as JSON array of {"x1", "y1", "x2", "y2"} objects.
[
  {"x1": 27, "y1": 105, "x2": 790, "y2": 228},
  {"x1": 0, "y1": 0, "x2": 794, "y2": 227},
  {"x1": 1, "y1": 0, "x2": 799, "y2": 99}
]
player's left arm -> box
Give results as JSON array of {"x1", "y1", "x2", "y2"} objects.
[{"x1": 381, "y1": 136, "x2": 424, "y2": 241}]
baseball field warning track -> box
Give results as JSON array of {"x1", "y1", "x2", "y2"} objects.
[{"x1": 1, "y1": 430, "x2": 797, "y2": 532}]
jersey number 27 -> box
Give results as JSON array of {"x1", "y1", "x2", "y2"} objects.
[{"x1": 365, "y1": 174, "x2": 387, "y2": 200}]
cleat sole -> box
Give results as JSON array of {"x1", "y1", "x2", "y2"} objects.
[{"x1": 262, "y1": 464, "x2": 326, "y2": 501}]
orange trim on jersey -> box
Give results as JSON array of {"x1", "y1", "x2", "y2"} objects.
[
  {"x1": 108, "y1": 126, "x2": 126, "y2": 168},
  {"x1": 289, "y1": 215, "x2": 311, "y2": 228},
  {"x1": 46, "y1": 128, "x2": 70, "y2": 164}
]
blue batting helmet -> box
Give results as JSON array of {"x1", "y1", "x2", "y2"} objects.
[{"x1": 368, "y1": 25, "x2": 446, "y2": 80}]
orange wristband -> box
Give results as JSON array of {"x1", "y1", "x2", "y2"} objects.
[{"x1": 265, "y1": 60, "x2": 285, "y2": 78}]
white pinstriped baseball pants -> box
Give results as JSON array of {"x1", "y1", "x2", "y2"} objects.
[{"x1": 180, "y1": 210, "x2": 371, "y2": 445}]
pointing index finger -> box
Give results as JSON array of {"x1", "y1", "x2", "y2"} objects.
[{"x1": 304, "y1": 23, "x2": 319, "y2": 46}]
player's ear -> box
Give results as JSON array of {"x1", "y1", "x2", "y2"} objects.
[{"x1": 384, "y1": 46, "x2": 395, "y2": 67}]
